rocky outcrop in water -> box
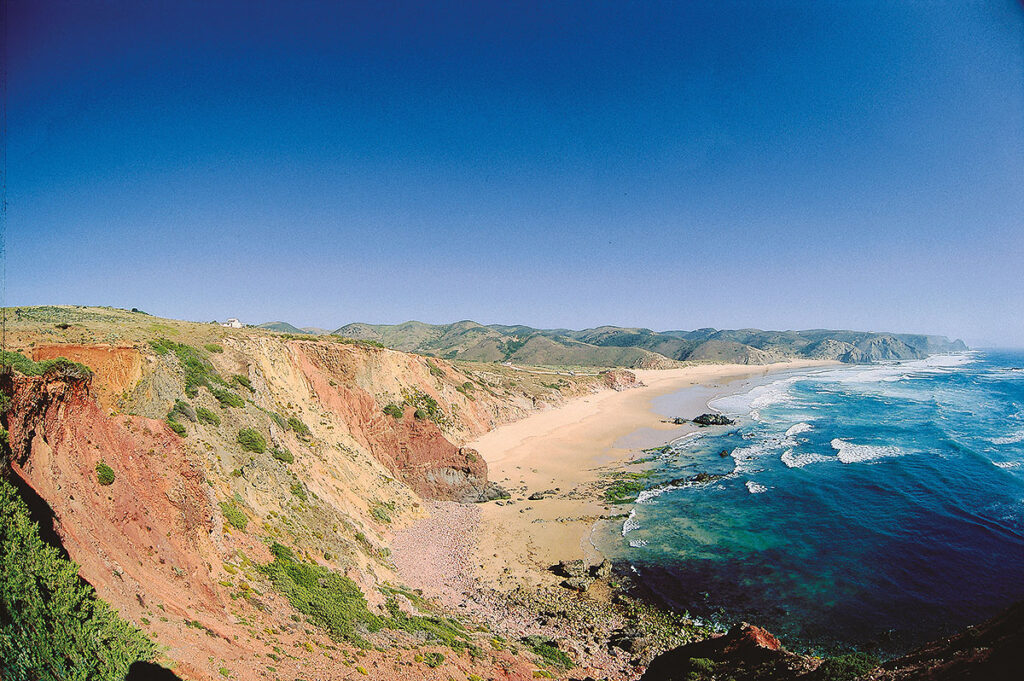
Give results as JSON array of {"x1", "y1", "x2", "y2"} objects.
[{"x1": 693, "y1": 413, "x2": 736, "y2": 426}]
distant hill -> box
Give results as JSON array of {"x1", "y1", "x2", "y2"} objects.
[
  {"x1": 256, "y1": 321, "x2": 311, "y2": 334},
  {"x1": 331, "y1": 321, "x2": 968, "y2": 368}
]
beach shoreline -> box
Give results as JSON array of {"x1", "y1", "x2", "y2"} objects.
[
  {"x1": 390, "y1": 360, "x2": 838, "y2": 677},
  {"x1": 469, "y1": 360, "x2": 837, "y2": 592}
]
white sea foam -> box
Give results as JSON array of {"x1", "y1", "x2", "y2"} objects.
[
  {"x1": 635, "y1": 485, "x2": 682, "y2": 504},
  {"x1": 730, "y1": 439, "x2": 783, "y2": 475},
  {"x1": 815, "y1": 354, "x2": 977, "y2": 386},
  {"x1": 830, "y1": 438, "x2": 904, "y2": 463},
  {"x1": 709, "y1": 377, "x2": 799, "y2": 420},
  {"x1": 990, "y1": 431, "x2": 1024, "y2": 445},
  {"x1": 993, "y1": 461, "x2": 1022, "y2": 469},
  {"x1": 745, "y1": 480, "x2": 768, "y2": 494},
  {"x1": 621, "y1": 509, "x2": 640, "y2": 535},
  {"x1": 629, "y1": 539, "x2": 649, "y2": 548},
  {"x1": 785, "y1": 422, "x2": 813, "y2": 437},
  {"x1": 780, "y1": 448, "x2": 833, "y2": 468}
]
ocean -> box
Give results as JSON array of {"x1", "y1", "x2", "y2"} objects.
[{"x1": 599, "y1": 350, "x2": 1024, "y2": 656}]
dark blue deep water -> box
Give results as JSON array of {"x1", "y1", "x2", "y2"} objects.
[{"x1": 602, "y1": 351, "x2": 1024, "y2": 656}]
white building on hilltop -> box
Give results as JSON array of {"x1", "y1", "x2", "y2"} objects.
[{"x1": 221, "y1": 318, "x2": 243, "y2": 329}]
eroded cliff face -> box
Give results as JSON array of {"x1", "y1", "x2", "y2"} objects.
[
  {"x1": 288, "y1": 340, "x2": 513, "y2": 501},
  {"x1": 2, "y1": 372, "x2": 241, "y2": 679}
]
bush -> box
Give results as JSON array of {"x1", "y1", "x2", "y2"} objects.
[
  {"x1": 204, "y1": 343, "x2": 224, "y2": 353},
  {"x1": 520, "y1": 636, "x2": 574, "y2": 669},
  {"x1": 219, "y1": 502, "x2": 248, "y2": 531},
  {"x1": 383, "y1": 404, "x2": 404, "y2": 419},
  {"x1": 166, "y1": 419, "x2": 187, "y2": 437},
  {"x1": 422, "y1": 652, "x2": 445, "y2": 668},
  {"x1": 0, "y1": 479, "x2": 154, "y2": 678},
  {"x1": 272, "y1": 447, "x2": 294, "y2": 464},
  {"x1": 413, "y1": 408, "x2": 428, "y2": 419},
  {"x1": 148, "y1": 339, "x2": 225, "y2": 397},
  {"x1": 211, "y1": 388, "x2": 245, "y2": 408},
  {"x1": 196, "y1": 407, "x2": 221, "y2": 426},
  {"x1": 237, "y1": 428, "x2": 266, "y2": 453},
  {"x1": 812, "y1": 652, "x2": 880, "y2": 681},
  {"x1": 287, "y1": 417, "x2": 311, "y2": 437},
  {"x1": 169, "y1": 399, "x2": 197, "y2": 422},
  {"x1": 259, "y1": 545, "x2": 470, "y2": 650},
  {"x1": 290, "y1": 482, "x2": 308, "y2": 501},
  {"x1": 0, "y1": 351, "x2": 93, "y2": 381},
  {"x1": 96, "y1": 462, "x2": 116, "y2": 486},
  {"x1": 232, "y1": 374, "x2": 254, "y2": 392}
]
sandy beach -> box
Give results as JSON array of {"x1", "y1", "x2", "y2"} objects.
[{"x1": 467, "y1": 360, "x2": 836, "y2": 591}]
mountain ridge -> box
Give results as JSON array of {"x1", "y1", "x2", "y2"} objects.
[{"x1": 302, "y1": 320, "x2": 968, "y2": 367}]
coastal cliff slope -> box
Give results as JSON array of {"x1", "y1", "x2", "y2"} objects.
[{"x1": 0, "y1": 305, "x2": 613, "y2": 680}]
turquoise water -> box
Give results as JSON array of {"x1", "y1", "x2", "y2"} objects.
[{"x1": 602, "y1": 350, "x2": 1024, "y2": 656}]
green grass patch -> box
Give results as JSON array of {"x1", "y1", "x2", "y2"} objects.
[
  {"x1": 0, "y1": 477, "x2": 154, "y2": 678},
  {"x1": 236, "y1": 428, "x2": 266, "y2": 453},
  {"x1": 382, "y1": 403, "x2": 404, "y2": 419},
  {"x1": 204, "y1": 343, "x2": 224, "y2": 353}
]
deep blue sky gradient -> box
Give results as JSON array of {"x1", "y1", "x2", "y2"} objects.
[{"x1": 6, "y1": 1, "x2": 1024, "y2": 344}]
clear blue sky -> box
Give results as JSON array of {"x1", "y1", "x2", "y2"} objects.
[{"x1": 6, "y1": 1, "x2": 1023, "y2": 345}]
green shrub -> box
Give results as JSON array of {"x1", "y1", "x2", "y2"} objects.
[
  {"x1": 272, "y1": 447, "x2": 294, "y2": 464},
  {"x1": 287, "y1": 417, "x2": 311, "y2": 437},
  {"x1": 0, "y1": 478, "x2": 154, "y2": 678},
  {"x1": 196, "y1": 407, "x2": 221, "y2": 426},
  {"x1": 258, "y1": 543, "x2": 381, "y2": 645},
  {"x1": 290, "y1": 482, "x2": 308, "y2": 501},
  {"x1": 425, "y1": 359, "x2": 444, "y2": 378},
  {"x1": 812, "y1": 652, "x2": 880, "y2": 681},
  {"x1": 0, "y1": 351, "x2": 93, "y2": 381},
  {"x1": 414, "y1": 408, "x2": 428, "y2": 419},
  {"x1": 204, "y1": 343, "x2": 224, "y2": 353},
  {"x1": 237, "y1": 428, "x2": 266, "y2": 453},
  {"x1": 96, "y1": 462, "x2": 116, "y2": 486},
  {"x1": 370, "y1": 502, "x2": 392, "y2": 524},
  {"x1": 422, "y1": 652, "x2": 445, "y2": 668},
  {"x1": 211, "y1": 388, "x2": 244, "y2": 408},
  {"x1": 383, "y1": 404, "x2": 404, "y2": 419},
  {"x1": 166, "y1": 419, "x2": 187, "y2": 437},
  {"x1": 168, "y1": 399, "x2": 197, "y2": 422},
  {"x1": 267, "y1": 411, "x2": 288, "y2": 429},
  {"x1": 232, "y1": 375, "x2": 254, "y2": 392},
  {"x1": 219, "y1": 502, "x2": 248, "y2": 531},
  {"x1": 520, "y1": 636, "x2": 574, "y2": 669}
]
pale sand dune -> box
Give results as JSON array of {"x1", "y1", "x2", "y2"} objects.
[{"x1": 468, "y1": 360, "x2": 837, "y2": 590}]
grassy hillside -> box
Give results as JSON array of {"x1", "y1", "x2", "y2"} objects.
[{"x1": 327, "y1": 320, "x2": 968, "y2": 367}]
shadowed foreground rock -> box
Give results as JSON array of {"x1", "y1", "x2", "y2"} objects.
[{"x1": 641, "y1": 602, "x2": 1024, "y2": 681}]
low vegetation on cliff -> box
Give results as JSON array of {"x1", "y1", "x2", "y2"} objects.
[{"x1": 0, "y1": 477, "x2": 153, "y2": 680}]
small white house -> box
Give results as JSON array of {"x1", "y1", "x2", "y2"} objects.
[{"x1": 221, "y1": 318, "x2": 243, "y2": 329}]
